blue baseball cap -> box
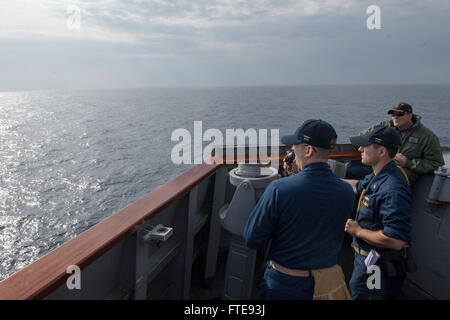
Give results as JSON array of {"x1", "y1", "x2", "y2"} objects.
[
  {"x1": 281, "y1": 119, "x2": 337, "y2": 149},
  {"x1": 350, "y1": 125, "x2": 401, "y2": 149}
]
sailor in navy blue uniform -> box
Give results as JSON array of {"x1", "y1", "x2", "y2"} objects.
[
  {"x1": 244, "y1": 120, "x2": 355, "y2": 300},
  {"x1": 344, "y1": 126, "x2": 412, "y2": 300}
]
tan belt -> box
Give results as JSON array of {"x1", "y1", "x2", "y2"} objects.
[
  {"x1": 351, "y1": 243, "x2": 370, "y2": 256},
  {"x1": 269, "y1": 260, "x2": 311, "y2": 277}
]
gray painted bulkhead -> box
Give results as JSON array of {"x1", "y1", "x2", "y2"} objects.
[
  {"x1": 408, "y1": 173, "x2": 450, "y2": 299},
  {"x1": 46, "y1": 170, "x2": 220, "y2": 300}
]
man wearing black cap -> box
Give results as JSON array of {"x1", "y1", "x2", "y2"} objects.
[
  {"x1": 243, "y1": 120, "x2": 355, "y2": 300},
  {"x1": 346, "y1": 102, "x2": 444, "y2": 184},
  {"x1": 344, "y1": 126, "x2": 412, "y2": 300}
]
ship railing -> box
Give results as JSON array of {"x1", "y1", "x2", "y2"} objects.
[{"x1": 0, "y1": 146, "x2": 361, "y2": 300}]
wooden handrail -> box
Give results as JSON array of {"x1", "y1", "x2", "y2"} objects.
[
  {"x1": 209, "y1": 150, "x2": 361, "y2": 164},
  {"x1": 0, "y1": 162, "x2": 222, "y2": 300},
  {"x1": 330, "y1": 150, "x2": 361, "y2": 160}
]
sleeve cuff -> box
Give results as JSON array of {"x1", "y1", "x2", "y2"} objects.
[
  {"x1": 382, "y1": 227, "x2": 408, "y2": 242},
  {"x1": 404, "y1": 159, "x2": 412, "y2": 169}
]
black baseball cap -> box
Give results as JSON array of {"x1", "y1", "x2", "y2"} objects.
[
  {"x1": 350, "y1": 125, "x2": 401, "y2": 149},
  {"x1": 387, "y1": 102, "x2": 413, "y2": 115},
  {"x1": 281, "y1": 119, "x2": 337, "y2": 149}
]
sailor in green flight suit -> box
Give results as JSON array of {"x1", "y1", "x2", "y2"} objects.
[
  {"x1": 344, "y1": 126, "x2": 413, "y2": 300},
  {"x1": 346, "y1": 102, "x2": 445, "y2": 184}
]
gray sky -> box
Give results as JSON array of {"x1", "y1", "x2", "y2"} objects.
[{"x1": 1, "y1": 0, "x2": 450, "y2": 91}]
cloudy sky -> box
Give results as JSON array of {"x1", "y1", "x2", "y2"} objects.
[{"x1": 1, "y1": 0, "x2": 449, "y2": 91}]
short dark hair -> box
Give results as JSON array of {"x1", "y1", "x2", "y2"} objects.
[
  {"x1": 312, "y1": 138, "x2": 337, "y2": 160},
  {"x1": 373, "y1": 144, "x2": 397, "y2": 159}
]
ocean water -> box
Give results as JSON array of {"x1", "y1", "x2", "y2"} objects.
[{"x1": 0, "y1": 85, "x2": 449, "y2": 280}]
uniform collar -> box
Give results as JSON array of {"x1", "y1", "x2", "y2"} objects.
[
  {"x1": 365, "y1": 160, "x2": 397, "y2": 192},
  {"x1": 302, "y1": 162, "x2": 330, "y2": 171},
  {"x1": 367, "y1": 161, "x2": 397, "y2": 191},
  {"x1": 377, "y1": 160, "x2": 398, "y2": 176},
  {"x1": 410, "y1": 114, "x2": 422, "y2": 129}
]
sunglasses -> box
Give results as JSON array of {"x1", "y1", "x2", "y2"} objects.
[{"x1": 391, "y1": 112, "x2": 406, "y2": 117}]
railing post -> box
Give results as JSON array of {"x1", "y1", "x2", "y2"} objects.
[
  {"x1": 134, "y1": 228, "x2": 149, "y2": 300},
  {"x1": 204, "y1": 167, "x2": 228, "y2": 282},
  {"x1": 183, "y1": 185, "x2": 199, "y2": 299}
]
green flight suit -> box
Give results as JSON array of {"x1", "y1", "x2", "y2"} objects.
[{"x1": 361, "y1": 114, "x2": 445, "y2": 184}]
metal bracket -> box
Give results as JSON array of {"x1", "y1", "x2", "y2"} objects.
[
  {"x1": 142, "y1": 224, "x2": 173, "y2": 244},
  {"x1": 427, "y1": 167, "x2": 450, "y2": 204},
  {"x1": 220, "y1": 179, "x2": 256, "y2": 236}
]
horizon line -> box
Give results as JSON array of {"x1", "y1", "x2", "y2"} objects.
[{"x1": 2, "y1": 83, "x2": 450, "y2": 94}]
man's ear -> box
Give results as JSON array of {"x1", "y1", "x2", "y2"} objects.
[
  {"x1": 378, "y1": 146, "x2": 388, "y2": 157},
  {"x1": 305, "y1": 145, "x2": 314, "y2": 158}
]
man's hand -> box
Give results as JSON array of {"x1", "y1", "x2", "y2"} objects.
[
  {"x1": 345, "y1": 219, "x2": 362, "y2": 237},
  {"x1": 394, "y1": 153, "x2": 407, "y2": 167},
  {"x1": 345, "y1": 219, "x2": 406, "y2": 250},
  {"x1": 283, "y1": 161, "x2": 292, "y2": 172}
]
